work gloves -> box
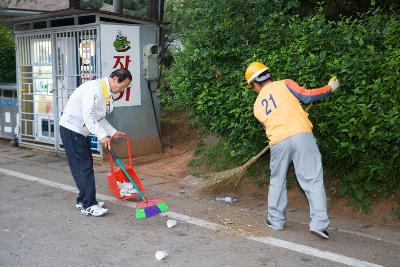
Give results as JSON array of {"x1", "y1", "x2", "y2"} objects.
[{"x1": 328, "y1": 76, "x2": 340, "y2": 92}]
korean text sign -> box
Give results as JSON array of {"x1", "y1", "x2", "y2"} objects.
[{"x1": 101, "y1": 24, "x2": 141, "y2": 106}]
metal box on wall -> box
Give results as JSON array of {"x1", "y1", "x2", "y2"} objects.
[{"x1": 0, "y1": 83, "x2": 18, "y2": 139}]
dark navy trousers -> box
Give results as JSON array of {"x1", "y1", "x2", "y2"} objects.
[{"x1": 59, "y1": 126, "x2": 98, "y2": 209}]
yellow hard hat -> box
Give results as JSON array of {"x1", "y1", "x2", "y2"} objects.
[{"x1": 245, "y1": 62, "x2": 269, "y2": 85}]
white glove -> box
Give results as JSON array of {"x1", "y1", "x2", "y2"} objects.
[{"x1": 328, "y1": 76, "x2": 340, "y2": 92}]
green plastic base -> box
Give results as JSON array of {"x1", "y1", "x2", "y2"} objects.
[
  {"x1": 136, "y1": 208, "x2": 146, "y2": 219},
  {"x1": 157, "y1": 202, "x2": 169, "y2": 213}
]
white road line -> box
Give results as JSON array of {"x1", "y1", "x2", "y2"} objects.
[
  {"x1": 0, "y1": 168, "x2": 385, "y2": 267},
  {"x1": 337, "y1": 229, "x2": 400, "y2": 247},
  {"x1": 249, "y1": 236, "x2": 383, "y2": 267}
]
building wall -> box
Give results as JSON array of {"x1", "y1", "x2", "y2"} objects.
[{"x1": 107, "y1": 25, "x2": 162, "y2": 157}]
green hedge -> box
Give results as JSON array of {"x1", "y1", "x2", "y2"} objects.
[
  {"x1": 163, "y1": 1, "x2": 400, "y2": 210},
  {"x1": 0, "y1": 25, "x2": 16, "y2": 83}
]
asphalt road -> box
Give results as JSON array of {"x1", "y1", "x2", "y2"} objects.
[{"x1": 0, "y1": 143, "x2": 399, "y2": 267}]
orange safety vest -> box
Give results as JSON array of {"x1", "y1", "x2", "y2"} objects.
[{"x1": 253, "y1": 80, "x2": 313, "y2": 145}]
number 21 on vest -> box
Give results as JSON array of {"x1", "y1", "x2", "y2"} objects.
[{"x1": 262, "y1": 94, "x2": 277, "y2": 115}]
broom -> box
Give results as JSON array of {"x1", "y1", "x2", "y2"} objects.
[
  {"x1": 108, "y1": 148, "x2": 169, "y2": 219},
  {"x1": 199, "y1": 103, "x2": 314, "y2": 193}
]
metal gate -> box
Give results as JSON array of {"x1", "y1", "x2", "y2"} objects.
[{"x1": 15, "y1": 26, "x2": 101, "y2": 153}]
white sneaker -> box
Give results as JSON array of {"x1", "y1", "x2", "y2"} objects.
[
  {"x1": 267, "y1": 220, "x2": 283, "y2": 231},
  {"x1": 80, "y1": 204, "x2": 108, "y2": 216},
  {"x1": 310, "y1": 229, "x2": 330, "y2": 239},
  {"x1": 76, "y1": 201, "x2": 104, "y2": 210}
]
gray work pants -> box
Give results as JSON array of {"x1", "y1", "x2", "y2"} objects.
[{"x1": 267, "y1": 132, "x2": 329, "y2": 231}]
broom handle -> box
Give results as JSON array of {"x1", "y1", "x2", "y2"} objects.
[
  {"x1": 109, "y1": 148, "x2": 147, "y2": 202},
  {"x1": 243, "y1": 103, "x2": 314, "y2": 168}
]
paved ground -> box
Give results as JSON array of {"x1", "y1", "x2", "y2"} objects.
[{"x1": 0, "y1": 141, "x2": 399, "y2": 267}]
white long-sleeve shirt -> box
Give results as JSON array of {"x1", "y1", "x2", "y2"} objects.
[{"x1": 60, "y1": 77, "x2": 117, "y2": 140}]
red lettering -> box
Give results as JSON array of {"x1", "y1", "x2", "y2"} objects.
[
  {"x1": 112, "y1": 86, "x2": 132, "y2": 102},
  {"x1": 111, "y1": 55, "x2": 132, "y2": 103},
  {"x1": 114, "y1": 91, "x2": 124, "y2": 101},
  {"x1": 112, "y1": 56, "x2": 124, "y2": 68},
  {"x1": 125, "y1": 87, "x2": 131, "y2": 101},
  {"x1": 112, "y1": 55, "x2": 131, "y2": 69}
]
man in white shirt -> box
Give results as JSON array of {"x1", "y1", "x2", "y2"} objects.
[{"x1": 59, "y1": 68, "x2": 132, "y2": 216}]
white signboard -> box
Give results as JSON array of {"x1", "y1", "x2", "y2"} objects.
[
  {"x1": 101, "y1": 24, "x2": 141, "y2": 106},
  {"x1": 5, "y1": 112, "x2": 10, "y2": 123}
]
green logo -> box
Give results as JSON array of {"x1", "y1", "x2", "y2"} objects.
[{"x1": 113, "y1": 31, "x2": 131, "y2": 52}]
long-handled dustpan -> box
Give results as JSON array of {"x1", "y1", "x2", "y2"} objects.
[{"x1": 108, "y1": 148, "x2": 169, "y2": 219}]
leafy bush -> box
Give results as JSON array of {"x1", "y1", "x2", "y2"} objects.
[
  {"x1": 163, "y1": 0, "x2": 400, "y2": 210},
  {"x1": 80, "y1": 0, "x2": 104, "y2": 10},
  {"x1": 0, "y1": 25, "x2": 16, "y2": 83}
]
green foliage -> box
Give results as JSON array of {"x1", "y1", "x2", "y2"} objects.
[
  {"x1": 188, "y1": 138, "x2": 243, "y2": 177},
  {"x1": 0, "y1": 24, "x2": 15, "y2": 83},
  {"x1": 104, "y1": 0, "x2": 147, "y2": 16},
  {"x1": 202, "y1": 139, "x2": 243, "y2": 172},
  {"x1": 246, "y1": 156, "x2": 270, "y2": 188},
  {"x1": 80, "y1": 0, "x2": 104, "y2": 9},
  {"x1": 123, "y1": 0, "x2": 147, "y2": 17},
  {"x1": 163, "y1": 0, "x2": 400, "y2": 208},
  {"x1": 312, "y1": 11, "x2": 400, "y2": 209}
]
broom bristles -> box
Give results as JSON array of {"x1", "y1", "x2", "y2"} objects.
[
  {"x1": 199, "y1": 168, "x2": 245, "y2": 193},
  {"x1": 199, "y1": 155, "x2": 260, "y2": 193}
]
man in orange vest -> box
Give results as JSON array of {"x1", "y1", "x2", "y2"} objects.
[{"x1": 245, "y1": 62, "x2": 339, "y2": 239}]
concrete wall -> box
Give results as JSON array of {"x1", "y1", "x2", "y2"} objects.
[{"x1": 107, "y1": 25, "x2": 162, "y2": 158}]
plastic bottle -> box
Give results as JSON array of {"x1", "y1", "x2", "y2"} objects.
[{"x1": 215, "y1": 196, "x2": 237, "y2": 203}]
